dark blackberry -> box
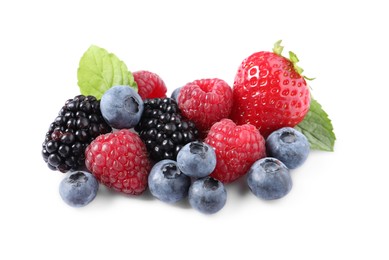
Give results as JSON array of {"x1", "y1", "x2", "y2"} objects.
[
  {"x1": 42, "y1": 95, "x2": 112, "y2": 172},
  {"x1": 135, "y1": 97, "x2": 199, "y2": 161}
]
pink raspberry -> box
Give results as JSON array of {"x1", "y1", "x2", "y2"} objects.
[
  {"x1": 205, "y1": 119, "x2": 266, "y2": 183},
  {"x1": 177, "y1": 78, "x2": 233, "y2": 134},
  {"x1": 133, "y1": 70, "x2": 167, "y2": 100},
  {"x1": 85, "y1": 129, "x2": 151, "y2": 195}
]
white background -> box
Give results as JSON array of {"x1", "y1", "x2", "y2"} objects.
[{"x1": 1, "y1": 0, "x2": 388, "y2": 259}]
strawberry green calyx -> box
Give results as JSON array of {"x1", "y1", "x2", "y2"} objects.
[
  {"x1": 288, "y1": 51, "x2": 304, "y2": 75},
  {"x1": 272, "y1": 40, "x2": 314, "y2": 80},
  {"x1": 289, "y1": 52, "x2": 315, "y2": 81},
  {"x1": 272, "y1": 40, "x2": 284, "y2": 56}
]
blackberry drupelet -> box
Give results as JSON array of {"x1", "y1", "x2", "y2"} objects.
[
  {"x1": 42, "y1": 95, "x2": 112, "y2": 172},
  {"x1": 135, "y1": 97, "x2": 199, "y2": 161}
]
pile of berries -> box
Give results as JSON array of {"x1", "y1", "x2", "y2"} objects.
[{"x1": 44, "y1": 42, "x2": 326, "y2": 214}]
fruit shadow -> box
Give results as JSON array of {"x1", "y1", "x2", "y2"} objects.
[
  {"x1": 129, "y1": 188, "x2": 192, "y2": 210},
  {"x1": 170, "y1": 197, "x2": 192, "y2": 210},
  {"x1": 143, "y1": 188, "x2": 192, "y2": 210},
  {"x1": 93, "y1": 185, "x2": 150, "y2": 207},
  {"x1": 96, "y1": 185, "x2": 191, "y2": 210},
  {"x1": 140, "y1": 188, "x2": 192, "y2": 210},
  {"x1": 94, "y1": 186, "x2": 120, "y2": 206},
  {"x1": 226, "y1": 176, "x2": 251, "y2": 197}
]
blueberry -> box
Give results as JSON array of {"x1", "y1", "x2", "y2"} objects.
[
  {"x1": 100, "y1": 85, "x2": 144, "y2": 129},
  {"x1": 188, "y1": 177, "x2": 227, "y2": 214},
  {"x1": 177, "y1": 141, "x2": 216, "y2": 178},
  {"x1": 170, "y1": 87, "x2": 182, "y2": 103},
  {"x1": 59, "y1": 171, "x2": 99, "y2": 207},
  {"x1": 148, "y1": 159, "x2": 191, "y2": 203},
  {"x1": 247, "y1": 157, "x2": 292, "y2": 200},
  {"x1": 266, "y1": 127, "x2": 310, "y2": 169}
]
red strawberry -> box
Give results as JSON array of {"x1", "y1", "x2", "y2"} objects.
[
  {"x1": 205, "y1": 119, "x2": 266, "y2": 183},
  {"x1": 133, "y1": 70, "x2": 167, "y2": 99},
  {"x1": 178, "y1": 78, "x2": 233, "y2": 134},
  {"x1": 230, "y1": 40, "x2": 311, "y2": 137},
  {"x1": 85, "y1": 129, "x2": 151, "y2": 195}
]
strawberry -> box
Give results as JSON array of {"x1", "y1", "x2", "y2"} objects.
[
  {"x1": 230, "y1": 40, "x2": 311, "y2": 137},
  {"x1": 205, "y1": 119, "x2": 266, "y2": 183}
]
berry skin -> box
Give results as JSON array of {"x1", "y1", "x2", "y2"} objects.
[
  {"x1": 42, "y1": 95, "x2": 112, "y2": 172},
  {"x1": 247, "y1": 157, "x2": 292, "y2": 200},
  {"x1": 178, "y1": 78, "x2": 233, "y2": 134},
  {"x1": 100, "y1": 85, "x2": 144, "y2": 129},
  {"x1": 230, "y1": 41, "x2": 311, "y2": 137},
  {"x1": 188, "y1": 177, "x2": 227, "y2": 214},
  {"x1": 148, "y1": 159, "x2": 191, "y2": 203},
  {"x1": 59, "y1": 171, "x2": 99, "y2": 207},
  {"x1": 135, "y1": 98, "x2": 199, "y2": 161},
  {"x1": 177, "y1": 141, "x2": 216, "y2": 178},
  {"x1": 170, "y1": 87, "x2": 182, "y2": 103},
  {"x1": 85, "y1": 129, "x2": 151, "y2": 195},
  {"x1": 133, "y1": 70, "x2": 167, "y2": 99},
  {"x1": 266, "y1": 127, "x2": 310, "y2": 169},
  {"x1": 205, "y1": 119, "x2": 266, "y2": 183}
]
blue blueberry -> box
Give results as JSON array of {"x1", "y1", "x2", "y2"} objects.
[
  {"x1": 170, "y1": 87, "x2": 182, "y2": 103},
  {"x1": 59, "y1": 171, "x2": 99, "y2": 207},
  {"x1": 247, "y1": 157, "x2": 292, "y2": 200},
  {"x1": 266, "y1": 127, "x2": 310, "y2": 169},
  {"x1": 100, "y1": 85, "x2": 144, "y2": 129},
  {"x1": 148, "y1": 159, "x2": 191, "y2": 203},
  {"x1": 188, "y1": 177, "x2": 227, "y2": 214},
  {"x1": 177, "y1": 141, "x2": 216, "y2": 178}
]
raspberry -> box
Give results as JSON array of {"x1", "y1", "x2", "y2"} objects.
[
  {"x1": 133, "y1": 70, "x2": 167, "y2": 99},
  {"x1": 205, "y1": 119, "x2": 266, "y2": 183},
  {"x1": 42, "y1": 95, "x2": 112, "y2": 172},
  {"x1": 134, "y1": 98, "x2": 199, "y2": 162},
  {"x1": 178, "y1": 78, "x2": 233, "y2": 134},
  {"x1": 85, "y1": 129, "x2": 151, "y2": 195}
]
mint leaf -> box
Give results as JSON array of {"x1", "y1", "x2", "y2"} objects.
[
  {"x1": 128, "y1": 71, "x2": 138, "y2": 92},
  {"x1": 295, "y1": 98, "x2": 336, "y2": 151},
  {"x1": 77, "y1": 45, "x2": 137, "y2": 99}
]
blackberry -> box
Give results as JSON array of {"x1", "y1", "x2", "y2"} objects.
[
  {"x1": 135, "y1": 98, "x2": 199, "y2": 161},
  {"x1": 42, "y1": 95, "x2": 112, "y2": 172}
]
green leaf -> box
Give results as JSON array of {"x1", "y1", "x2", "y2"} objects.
[
  {"x1": 295, "y1": 98, "x2": 336, "y2": 151},
  {"x1": 128, "y1": 71, "x2": 138, "y2": 92},
  {"x1": 77, "y1": 45, "x2": 137, "y2": 99}
]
